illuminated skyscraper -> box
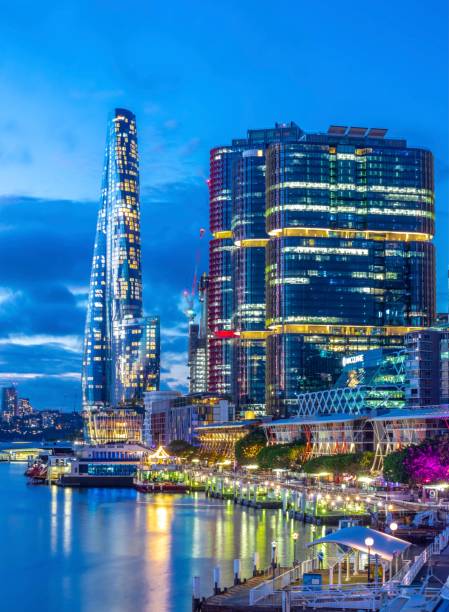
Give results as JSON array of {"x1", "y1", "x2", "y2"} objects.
[
  {"x1": 82, "y1": 108, "x2": 160, "y2": 414},
  {"x1": 208, "y1": 124, "x2": 435, "y2": 418}
]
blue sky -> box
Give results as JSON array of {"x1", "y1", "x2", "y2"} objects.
[{"x1": 0, "y1": 0, "x2": 447, "y2": 409}]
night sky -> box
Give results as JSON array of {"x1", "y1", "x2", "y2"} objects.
[{"x1": 0, "y1": 0, "x2": 447, "y2": 410}]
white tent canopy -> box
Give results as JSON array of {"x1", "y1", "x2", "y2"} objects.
[{"x1": 308, "y1": 526, "x2": 410, "y2": 561}]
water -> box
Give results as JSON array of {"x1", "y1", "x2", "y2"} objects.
[{"x1": 0, "y1": 461, "x2": 320, "y2": 612}]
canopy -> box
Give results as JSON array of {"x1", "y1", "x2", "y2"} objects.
[
  {"x1": 146, "y1": 446, "x2": 171, "y2": 462},
  {"x1": 308, "y1": 526, "x2": 410, "y2": 561}
]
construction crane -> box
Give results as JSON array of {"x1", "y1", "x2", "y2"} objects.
[{"x1": 183, "y1": 228, "x2": 206, "y2": 323}]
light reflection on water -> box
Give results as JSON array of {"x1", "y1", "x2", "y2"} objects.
[{"x1": 0, "y1": 463, "x2": 317, "y2": 612}]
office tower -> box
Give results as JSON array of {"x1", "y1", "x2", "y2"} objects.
[
  {"x1": 188, "y1": 273, "x2": 209, "y2": 393},
  {"x1": 1, "y1": 386, "x2": 18, "y2": 421},
  {"x1": 208, "y1": 124, "x2": 435, "y2": 419},
  {"x1": 82, "y1": 108, "x2": 160, "y2": 413},
  {"x1": 208, "y1": 124, "x2": 303, "y2": 413}
]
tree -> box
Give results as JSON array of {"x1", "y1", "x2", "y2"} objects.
[
  {"x1": 167, "y1": 439, "x2": 199, "y2": 460},
  {"x1": 383, "y1": 448, "x2": 409, "y2": 483},
  {"x1": 302, "y1": 451, "x2": 374, "y2": 476},
  {"x1": 257, "y1": 442, "x2": 306, "y2": 469},
  {"x1": 234, "y1": 428, "x2": 266, "y2": 465},
  {"x1": 382, "y1": 437, "x2": 449, "y2": 485}
]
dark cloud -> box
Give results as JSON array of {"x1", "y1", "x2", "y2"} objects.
[{"x1": 0, "y1": 180, "x2": 208, "y2": 407}]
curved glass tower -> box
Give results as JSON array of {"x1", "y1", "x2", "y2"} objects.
[{"x1": 82, "y1": 108, "x2": 160, "y2": 411}]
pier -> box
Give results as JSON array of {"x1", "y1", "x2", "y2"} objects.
[{"x1": 195, "y1": 527, "x2": 449, "y2": 611}]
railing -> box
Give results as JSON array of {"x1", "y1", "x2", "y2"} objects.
[
  {"x1": 400, "y1": 526, "x2": 449, "y2": 586},
  {"x1": 263, "y1": 583, "x2": 441, "y2": 610},
  {"x1": 249, "y1": 556, "x2": 318, "y2": 605},
  {"x1": 248, "y1": 553, "x2": 345, "y2": 605}
]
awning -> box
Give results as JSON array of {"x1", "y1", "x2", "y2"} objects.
[{"x1": 308, "y1": 526, "x2": 410, "y2": 561}]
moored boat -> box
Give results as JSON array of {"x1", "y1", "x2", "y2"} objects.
[
  {"x1": 135, "y1": 481, "x2": 189, "y2": 494},
  {"x1": 57, "y1": 442, "x2": 147, "y2": 488}
]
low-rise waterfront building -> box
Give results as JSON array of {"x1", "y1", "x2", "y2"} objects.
[
  {"x1": 144, "y1": 392, "x2": 232, "y2": 447},
  {"x1": 195, "y1": 419, "x2": 262, "y2": 459},
  {"x1": 83, "y1": 407, "x2": 144, "y2": 444},
  {"x1": 262, "y1": 327, "x2": 449, "y2": 468}
]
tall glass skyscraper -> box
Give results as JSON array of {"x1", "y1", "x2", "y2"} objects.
[
  {"x1": 82, "y1": 109, "x2": 160, "y2": 412},
  {"x1": 208, "y1": 124, "x2": 435, "y2": 419}
]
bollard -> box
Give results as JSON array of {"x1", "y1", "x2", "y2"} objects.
[
  {"x1": 253, "y1": 551, "x2": 260, "y2": 576},
  {"x1": 213, "y1": 566, "x2": 221, "y2": 595},
  {"x1": 192, "y1": 576, "x2": 201, "y2": 612},
  {"x1": 282, "y1": 589, "x2": 291, "y2": 612},
  {"x1": 233, "y1": 558, "x2": 241, "y2": 585}
]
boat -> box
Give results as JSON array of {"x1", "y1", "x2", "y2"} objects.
[
  {"x1": 135, "y1": 481, "x2": 189, "y2": 494},
  {"x1": 57, "y1": 442, "x2": 147, "y2": 488}
]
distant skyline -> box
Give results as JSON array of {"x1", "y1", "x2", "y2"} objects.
[{"x1": 0, "y1": 0, "x2": 447, "y2": 409}]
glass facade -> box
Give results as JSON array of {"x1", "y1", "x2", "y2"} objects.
[
  {"x1": 266, "y1": 133, "x2": 435, "y2": 417},
  {"x1": 82, "y1": 109, "x2": 160, "y2": 412},
  {"x1": 208, "y1": 124, "x2": 435, "y2": 419}
]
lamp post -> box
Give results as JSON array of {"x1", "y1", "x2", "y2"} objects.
[
  {"x1": 390, "y1": 522, "x2": 398, "y2": 535},
  {"x1": 271, "y1": 540, "x2": 277, "y2": 577},
  {"x1": 365, "y1": 537, "x2": 374, "y2": 584},
  {"x1": 292, "y1": 532, "x2": 299, "y2": 566}
]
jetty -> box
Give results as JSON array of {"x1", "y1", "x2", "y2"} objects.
[{"x1": 195, "y1": 526, "x2": 449, "y2": 611}]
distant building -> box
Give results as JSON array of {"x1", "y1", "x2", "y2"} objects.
[
  {"x1": 144, "y1": 392, "x2": 232, "y2": 447},
  {"x1": 405, "y1": 328, "x2": 449, "y2": 408},
  {"x1": 82, "y1": 108, "x2": 160, "y2": 416},
  {"x1": 1, "y1": 386, "x2": 18, "y2": 422},
  {"x1": 188, "y1": 323, "x2": 207, "y2": 393},
  {"x1": 17, "y1": 398, "x2": 33, "y2": 417}
]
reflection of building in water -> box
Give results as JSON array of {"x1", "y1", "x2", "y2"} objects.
[{"x1": 144, "y1": 501, "x2": 173, "y2": 612}]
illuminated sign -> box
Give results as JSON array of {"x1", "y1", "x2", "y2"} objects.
[{"x1": 342, "y1": 354, "x2": 364, "y2": 367}]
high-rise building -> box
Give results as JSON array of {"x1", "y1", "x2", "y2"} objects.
[
  {"x1": 208, "y1": 124, "x2": 304, "y2": 413},
  {"x1": 82, "y1": 108, "x2": 160, "y2": 418},
  {"x1": 1, "y1": 386, "x2": 18, "y2": 422},
  {"x1": 208, "y1": 124, "x2": 435, "y2": 418},
  {"x1": 188, "y1": 273, "x2": 209, "y2": 393}
]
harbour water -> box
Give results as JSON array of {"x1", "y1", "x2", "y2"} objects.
[{"x1": 0, "y1": 461, "x2": 318, "y2": 612}]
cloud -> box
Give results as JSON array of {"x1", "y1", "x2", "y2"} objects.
[
  {"x1": 0, "y1": 334, "x2": 82, "y2": 353},
  {"x1": 0, "y1": 371, "x2": 80, "y2": 381},
  {"x1": 161, "y1": 351, "x2": 189, "y2": 391},
  {"x1": 0, "y1": 181, "x2": 208, "y2": 408}
]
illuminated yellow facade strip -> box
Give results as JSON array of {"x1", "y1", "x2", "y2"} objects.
[
  {"x1": 234, "y1": 239, "x2": 269, "y2": 248},
  {"x1": 239, "y1": 331, "x2": 269, "y2": 340},
  {"x1": 267, "y1": 324, "x2": 423, "y2": 336},
  {"x1": 213, "y1": 231, "x2": 233, "y2": 240},
  {"x1": 268, "y1": 227, "x2": 433, "y2": 242}
]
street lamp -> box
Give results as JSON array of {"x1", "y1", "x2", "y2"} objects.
[
  {"x1": 271, "y1": 540, "x2": 277, "y2": 576},
  {"x1": 390, "y1": 522, "x2": 398, "y2": 535},
  {"x1": 292, "y1": 532, "x2": 299, "y2": 566},
  {"x1": 365, "y1": 537, "x2": 374, "y2": 584}
]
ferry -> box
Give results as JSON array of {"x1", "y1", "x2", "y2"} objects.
[
  {"x1": 25, "y1": 446, "x2": 75, "y2": 484},
  {"x1": 57, "y1": 443, "x2": 146, "y2": 488}
]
